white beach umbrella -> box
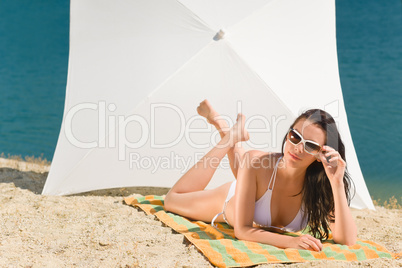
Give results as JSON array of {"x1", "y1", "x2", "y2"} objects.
[{"x1": 42, "y1": 0, "x2": 374, "y2": 209}]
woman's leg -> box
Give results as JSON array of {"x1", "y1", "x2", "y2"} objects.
[
  {"x1": 197, "y1": 99, "x2": 247, "y2": 179},
  {"x1": 164, "y1": 113, "x2": 249, "y2": 221}
]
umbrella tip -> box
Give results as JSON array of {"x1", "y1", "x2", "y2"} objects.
[{"x1": 213, "y1": 29, "x2": 226, "y2": 41}]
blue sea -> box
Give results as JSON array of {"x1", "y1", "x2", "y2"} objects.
[{"x1": 0, "y1": 0, "x2": 401, "y2": 201}]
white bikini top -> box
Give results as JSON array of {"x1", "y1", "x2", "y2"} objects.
[{"x1": 253, "y1": 157, "x2": 308, "y2": 232}]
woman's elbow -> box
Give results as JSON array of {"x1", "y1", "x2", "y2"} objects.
[
  {"x1": 345, "y1": 225, "x2": 358, "y2": 246},
  {"x1": 234, "y1": 226, "x2": 250, "y2": 240},
  {"x1": 333, "y1": 232, "x2": 357, "y2": 246},
  {"x1": 340, "y1": 237, "x2": 357, "y2": 246},
  {"x1": 332, "y1": 223, "x2": 357, "y2": 246}
]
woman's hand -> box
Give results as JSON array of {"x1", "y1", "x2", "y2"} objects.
[
  {"x1": 291, "y1": 234, "x2": 323, "y2": 252},
  {"x1": 319, "y1": 145, "x2": 346, "y2": 186}
]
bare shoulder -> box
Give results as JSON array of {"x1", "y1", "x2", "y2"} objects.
[
  {"x1": 244, "y1": 150, "x2": 282, "y2": 171},
  {"x1": 244, "y1": 151, "x2": 282, "y2": 199}
]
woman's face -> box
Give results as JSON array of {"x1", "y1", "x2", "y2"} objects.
[{"x1": 283, "y1": 119, "x2": 326, "y2": 169}]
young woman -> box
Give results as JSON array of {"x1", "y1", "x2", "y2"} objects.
[{"x1": 164, "y1": 99, "x2": 357, "y2": 252}]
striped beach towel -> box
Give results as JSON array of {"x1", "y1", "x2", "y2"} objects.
[{"x1": 124, "y1": 195, "x2": 401, "y2": 267}]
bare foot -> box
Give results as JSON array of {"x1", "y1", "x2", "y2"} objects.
[
  {"x1": 230, "y1": 113, "x2": 250, "y2": 145},
  {"x1": 196, "y1": 99, "x2": 220, "y2": 125}
]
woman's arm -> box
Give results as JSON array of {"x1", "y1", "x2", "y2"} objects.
[
  {"x1": 329, "y1": 180, "x2": 357, "y2": 245},
  {"x1": 236, "y1": 224, "x2": 323, "y2": 251},
  {"x1": 233, "y1": 152, "x2": 323, "y2": 251},
  {"x1": 321, "y1": 146, "x2": 357, "y2": 245}
]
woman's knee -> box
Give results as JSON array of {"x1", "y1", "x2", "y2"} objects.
[
  {"x1": 164, "y1": 191, "x2": 174, "y2": 212},
  {"x1": 164, "y1": 190, "x2": 184, "y2": 213}
]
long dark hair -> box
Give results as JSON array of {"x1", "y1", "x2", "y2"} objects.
[{"x1": 281, "y1": 109, "x2": 355, "y2": 241}]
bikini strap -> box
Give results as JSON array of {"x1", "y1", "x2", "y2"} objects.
[
  {"x1": 211, "y1": 199, "x2": 230, "y2": 228},
  {"x1": 268, "y1": 156, "x2": 282, "y2": 191},
  {"x1": 211, "y1": 212, "x2": 223, "y2": 228}
]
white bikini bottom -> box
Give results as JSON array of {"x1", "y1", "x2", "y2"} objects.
[{"x1": 211, "y1": 181, "x2": 236, "y2": 228}]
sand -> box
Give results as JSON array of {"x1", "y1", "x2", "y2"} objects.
[{"x1": 0, "y1": 158, "x2": 401, "y2": 267}]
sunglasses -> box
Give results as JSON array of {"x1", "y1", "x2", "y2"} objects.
[{"x1": 286, "y1": 128, "x2": 322, "y2": 155}]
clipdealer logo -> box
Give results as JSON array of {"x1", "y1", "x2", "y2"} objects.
[{"x1": 59, "y1": 100, "x2": 344, "y2": 172}]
